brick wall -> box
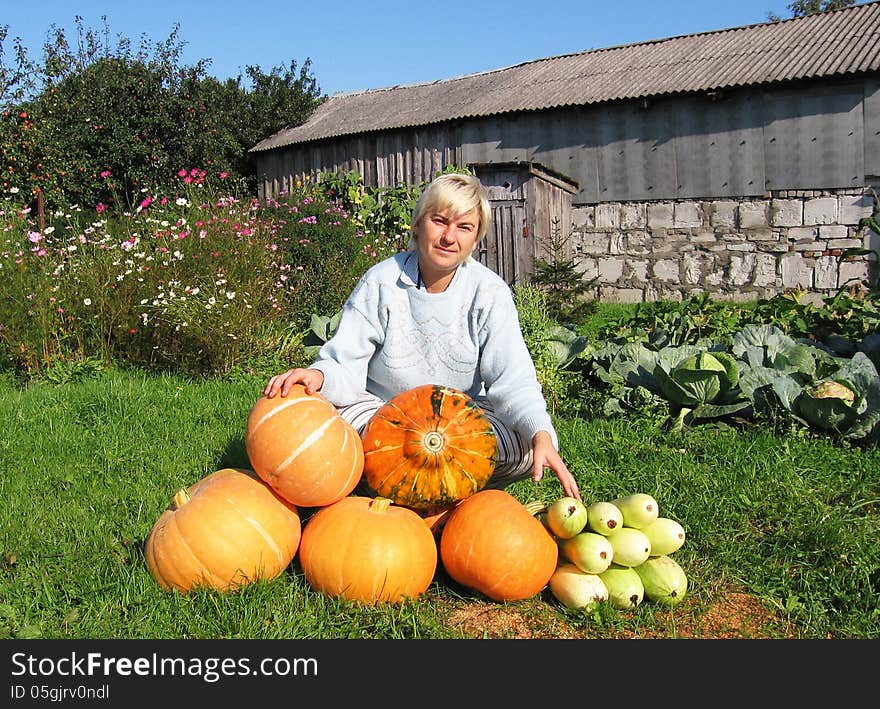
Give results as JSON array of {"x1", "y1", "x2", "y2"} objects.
[{"x1": 571, "y1": 188, "x2": 879, "y2": 303}]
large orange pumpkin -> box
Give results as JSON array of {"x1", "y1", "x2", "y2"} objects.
[
  {"x1": 299, "y1": 496, "x2": 437, "y2": 604},
  {"x1": 145, "y1": 468, "x2": 301, "y2": 593},
  {"x1": 245, "y1": 385, "x2": 364, "y2": 508},
  {"x1": 439, "y1": 489, "x2": 558, "y2": 602},
  {"x1": 361, "y1": 384, "x2": 496, "y2": 510}
]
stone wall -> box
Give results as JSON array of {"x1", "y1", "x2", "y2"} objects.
[{"x1": 570, "y1": 188, "x2": 879, "y2": 304}]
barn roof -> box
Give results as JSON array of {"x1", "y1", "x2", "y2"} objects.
[{"x1": 250, "y1": 2, "x2": 880, "y2": 153}]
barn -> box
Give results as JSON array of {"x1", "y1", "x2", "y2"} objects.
[{"x1": 250, "y1": 2, "x2": 880, "y2": 302}]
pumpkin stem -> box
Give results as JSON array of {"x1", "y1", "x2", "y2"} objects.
[
  {"x1": 523, "y1": 500, "x2": 547, "y2": 517},
  {"x1": 423, "y1": 431, "x2": 445, "y2": 453},
  {"x1": 369, "y1": 497, "x2": 393, "y2": 513},
  {"x1": 172, "y1": 488, "x2": 191, "y2": 510}
]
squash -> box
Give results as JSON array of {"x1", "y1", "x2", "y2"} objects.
[
  {"x1": 299, "y1": 496, "x2": 437, "y2": 604},
  {"x1": 245, "y1": 385, "x2": 364, "y2": 508},
  {"x1": 145, "y1": 468, "x2": 301, "y2": 593},
  {"x1": 439, "y1": 489, "x2": 558, "y2": 602},
  {"x1": 361, "y1": 384, "x2": 496, "y2": 509},
  {"x1": 419, "y1": 504, "x2": 457, "y2": 538}
]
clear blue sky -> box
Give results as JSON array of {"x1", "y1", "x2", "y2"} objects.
[{"x1": 3, "y1": 1, "x2": 851, "y2": 96}]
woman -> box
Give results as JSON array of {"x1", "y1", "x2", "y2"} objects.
[{"x1": 263, "y1": 172, "x2": 580, "y2": 500}]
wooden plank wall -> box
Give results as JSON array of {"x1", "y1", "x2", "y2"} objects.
[{"x1": 255, "y1": 78, "x2": 876, "y2": 204}]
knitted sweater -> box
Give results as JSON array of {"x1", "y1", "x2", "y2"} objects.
[{"x1": 312, "y1": 250, "x2": 558, "y2": 447}]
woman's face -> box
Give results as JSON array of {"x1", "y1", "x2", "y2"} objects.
[{"x1": 414, "y1": 206, "x2": 481, "y2": 277}]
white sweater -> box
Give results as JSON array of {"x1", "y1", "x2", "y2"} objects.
[{"x1": 312, "y1": 250, "x2": 558, "y2": 447}]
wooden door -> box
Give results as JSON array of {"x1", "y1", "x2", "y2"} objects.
[{"x1": 477, "y1": 199, "x2": 529, "y2": 285}]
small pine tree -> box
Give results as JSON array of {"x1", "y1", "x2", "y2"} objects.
[{"x1": 531, "y1": 217, "x2": 597, "y2": 325}]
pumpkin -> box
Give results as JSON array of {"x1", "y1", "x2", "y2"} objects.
[
  {"x1": 419, "y1": 505, "x2": 456, "y2": 538},
  {"x1": 361, "y1": 384, "x2": 496, "y2": 510},
  {"x1": 245, "y1": 385, "x2": 364, "y2": 508},
  {"x1": 439, "y1": 489, "x2": 558, "y2": 602},
  {"x1": 145, "y1": 468, "x2": 301, "y2": 593},
  {"x1": 299, "y1": 496, "x2": 437, "y2": 604}
]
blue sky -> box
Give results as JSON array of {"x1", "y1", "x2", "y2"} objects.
[{"x1": 4, "y1": 1, "x2": 846, "y2": 96}]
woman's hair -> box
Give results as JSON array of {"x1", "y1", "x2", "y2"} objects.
[{"x1": 410, "y1": 172, "x2": 491, "y2": 247}]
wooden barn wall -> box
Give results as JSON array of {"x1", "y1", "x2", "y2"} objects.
[
  {"x1": 865, "y1": 78, "x2": 880, "y2": 181},
  {"x1": 460, "y1": 79, "x2": 872, "y2": 204},
  {"x1": 256, "y1": 125, "x2": 462, "y2": 199},
  {"x1": 763, "y1": 83, "x2": 864, "y2": 191},
  {"x1": 255, "y1": 77, "x2": 876, "y2": 203}
]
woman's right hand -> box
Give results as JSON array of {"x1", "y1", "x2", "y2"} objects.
[{"x1": 263, "y1": 368, "x2": 325, "y2": 397}]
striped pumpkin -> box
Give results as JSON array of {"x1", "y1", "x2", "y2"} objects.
[
  {"x1": 361, "y1": 384, "x2": 496, "y2": 510},
  {"x1": 245, "y1": 385, "x2": 364, "y2": 507},
  {"x1": 145, "y1": 468, "x2": 301, "y2": 593}
]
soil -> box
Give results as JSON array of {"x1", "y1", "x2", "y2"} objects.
[{"x1": 444, "y1": 587, "x2": 799, "y2": 639}]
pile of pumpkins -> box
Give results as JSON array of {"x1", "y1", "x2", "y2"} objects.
[
  {"x1": 145, "y1": 383, "x2": 556, "y2": 603},
  {"x1": 144, "y1": 382, "x2": 686, "y2": 611},
  {"x1": 538, "y1": 493, "x2": 689, "y2": 610}
]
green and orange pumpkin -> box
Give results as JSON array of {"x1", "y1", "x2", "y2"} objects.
[{"x1": 361, "y1": 384, "x2": 496, "y2": 510}]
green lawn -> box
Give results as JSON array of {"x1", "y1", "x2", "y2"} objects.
[{"x1": 1, "y1": 367, "x2": 877, "y2": 639}]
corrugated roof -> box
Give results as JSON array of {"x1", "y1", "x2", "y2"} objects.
[{"x1": 251, "y1": 2, "x2": 880, "y2": 152}]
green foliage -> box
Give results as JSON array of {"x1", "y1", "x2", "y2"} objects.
[
  {"x1": 318, "y1": 164, "x2": 474, "y2": 256},
  {"x1": 513, "y1": 285, "x2": 584, "y2": 417},
  {"x1": 0, "y1": 171, "x2": 375, "y2": 378},
  {"x1": 0, "y1": 17, "x2": 323, "y2": 212},
  {"x1": 270, "y1": 187, "x2": 375, "y2": 321},
  {"x1": 531, "y1": 217, "x2": 597, "y2": 325},
  {"x1": 767, "y1": 0, "x2": 856, "y2": 21},
  {"x1": 302, "y1": 309, "x2": 342, "y2": 361}
]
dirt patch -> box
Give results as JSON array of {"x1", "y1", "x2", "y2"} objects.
[{"x1": 445, "y1": 589, "x2": 797, "y2": 639}]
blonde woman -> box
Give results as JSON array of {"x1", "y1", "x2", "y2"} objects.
[{"x1": 264, "y1": 172, "x2": 580, "y2": 500}]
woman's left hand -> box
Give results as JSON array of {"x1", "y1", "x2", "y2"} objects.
[{"x1": 531, "y1": 430, "x2": 581, "y2": 501}]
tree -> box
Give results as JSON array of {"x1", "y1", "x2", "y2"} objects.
[
  {"x1": 767, "y1": 0, "x2": 857, "y2": 21},
  {"x1": 191, "y1": 61, "x2": 323, "y2": 192},
  {"x1": 530, "y1": 217, "x2": 597, "y2": 325},
  {"x1": 0, "y1": 16, "x2": 324, "y2": 210}
]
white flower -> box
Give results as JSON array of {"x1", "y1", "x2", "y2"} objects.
[
  {"x1": 175, "y1": 197, "x2": 189, "y2": 207},
  {"x1": 44, "y1": 226, "x2": 55, "y2": 235},
  {"x1": 9, "y1": 187, "x2": 19, "y2": 194},
  {"x1": 226, "y1": 291, "x2": 236, "y2": 300},
  {"x1": 83, "y1": 298, "x2": 92, "y2": 306}
]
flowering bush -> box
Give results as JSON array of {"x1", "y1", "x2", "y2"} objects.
[{"x1": 0, "y1": 169, "x2": 387, "y2": 377}]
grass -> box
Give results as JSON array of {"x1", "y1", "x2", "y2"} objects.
[{"x1": 1, "y1": 366, "x2": 877, "y2": 640}]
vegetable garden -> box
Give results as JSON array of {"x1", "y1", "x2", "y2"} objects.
[{"x1": 1, "y1": 166, "x2": 878, "y2": 640}]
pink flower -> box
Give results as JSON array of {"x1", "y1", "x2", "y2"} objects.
[
  {"x1": 184, "y1": 176, "x2": 193, "y2": 184},
  {"x1": 28, "y1": 232, "x2": 42, "y2": 243},
  {"x1": 160, "y1": 197, "x2": 168, "y2": 206},
  {"x1": 100, "y1": 170, "x2": 112, "y2": 179},
  {"x1": 177, "y1": 169, "x2": 187, "y2": 178},
  {"x1": 96, "y1": 203, "x2": 106, "y2": 214},
  {"x1": 140, "y1": 196, "x2": 153, "y2": 209},
  {"x1": 219, "y1": 172, "x2": 229, "y2": 179}
]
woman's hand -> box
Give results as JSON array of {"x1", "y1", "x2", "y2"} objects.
[
  {"x1": 262, "y1": 368, "x2": 325, "y2": 397},
  {"x1": 531, "y1": 430, "x2": 581, "y2": 501}
]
